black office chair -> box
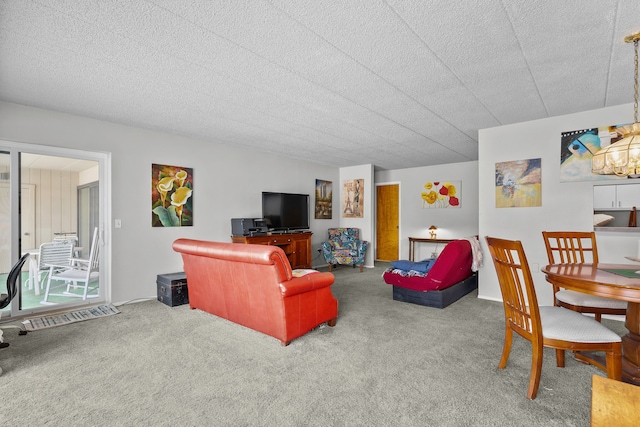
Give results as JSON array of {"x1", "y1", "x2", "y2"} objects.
[{"x1": 1, "y1": 253, "x2": 30, "y2": 353}]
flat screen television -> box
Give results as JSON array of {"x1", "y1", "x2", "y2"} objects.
[{"x1": 262, "y1": 192, "x2": 310, "y2": 232}]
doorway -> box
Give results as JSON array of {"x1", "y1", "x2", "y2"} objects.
[
  {"x1": 0, "y1": 144, "x2": 107, "y2": 318},
  {"x1": 376, "y1": 183, "x2": 400, "y2": 261}
]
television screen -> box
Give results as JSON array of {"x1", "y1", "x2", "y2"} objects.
[{"x1": 262, "y1": 192, "x2": 310, "y2": 231}]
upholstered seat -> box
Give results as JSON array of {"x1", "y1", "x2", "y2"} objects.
[
  {"x1": 321, "y1": 228, "x2": 369, "y2": 272},
  {"x1": 538, "y1": 306, "x2": 622, "y2": 342}
]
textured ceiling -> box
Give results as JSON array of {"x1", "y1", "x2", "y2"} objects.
[{"x1": 1, "y1": 1, "x2": 639, "y2": 171}]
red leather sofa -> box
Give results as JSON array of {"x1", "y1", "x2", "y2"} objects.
[
  {"x1": 173, "y1": 239, "x2": 338, "y2": 345},
  {"x1": 382, "y1": 239, "x2": 478, "y2": 308}
]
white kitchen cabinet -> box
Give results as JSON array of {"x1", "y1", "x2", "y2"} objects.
[{"x1": 593, "y1": 184, "x2": 640, "y2": 210}]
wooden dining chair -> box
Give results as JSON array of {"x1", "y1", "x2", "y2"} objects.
[
  {"x1": 485, "y1": 236, "x2": 622, "y2": 399},
  {"x1": 542, "y1": 231, "x2": 627, "y2": 321}
]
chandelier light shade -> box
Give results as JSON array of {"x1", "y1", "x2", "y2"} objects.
[{"x1": 592, "y1": 32, "x2": 640, "y2": 177}]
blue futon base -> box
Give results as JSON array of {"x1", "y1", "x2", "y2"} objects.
[{"x1": 392, "y1": 273, "x2": 477, "y2": 309}]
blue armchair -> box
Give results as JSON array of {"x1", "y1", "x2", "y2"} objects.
[{"x1": 321, "y1": 228, "x2": 369, "y2": 272}]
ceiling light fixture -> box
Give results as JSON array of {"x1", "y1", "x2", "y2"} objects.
[{"x1": 592, "y1": 32, "x2": 640, "y2": 177}]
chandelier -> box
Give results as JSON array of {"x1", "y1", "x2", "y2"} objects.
[{"x1": 592, "y1": 32, "x2": 640, "y2": 177}]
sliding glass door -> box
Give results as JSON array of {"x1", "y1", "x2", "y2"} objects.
[{"x1": 0, "y1": 142, "x2": 108, "y2": 318}]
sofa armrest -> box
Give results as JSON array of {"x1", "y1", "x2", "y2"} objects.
[{"x1": 280, "y1": 272, "x2": 335, "y2": 297}]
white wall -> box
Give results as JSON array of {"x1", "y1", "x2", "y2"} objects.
[
  {"x1": 0, "y1": 101, "x2": 339, "y2": 303},
  {"x1": 375, "y1": 161, "x2": 479, "y2": 261},
  {"x1": 21, "y1": 167, "x2": 79, "y2": 247},
  {"x1": 478, "y1": 103, "x2": 638, "y2": 305}
]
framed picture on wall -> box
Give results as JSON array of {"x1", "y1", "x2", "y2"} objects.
[
  {"x1": 560, "y1": 126, "x2": 626, "y2": 182},
  {"x1": 421, "y1": 181, "x2": 461, "y2": 208},
  {"x1": 495, "y1": 158, "x2": 541, "y2": 208},
  {"x1": 315, "y1": 179, "x2": 332, "y2": 219},
  {"x1": 342, "y1": 179, "x2": 363, "y2": 218},
  {"x1": 152, "y1": 163, "x2": 193, "y2": 227}
]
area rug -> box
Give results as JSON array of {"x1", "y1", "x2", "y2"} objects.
[{"x1": 22, "y1": 304, "x2": 120, "y2": 331}]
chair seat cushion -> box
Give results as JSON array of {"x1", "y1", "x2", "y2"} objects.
[
  {"x1": 556, "y1": 290, "x2": 627, "y2": 310},
  {"x1": 330, "y1": 240, "x2": 357, "y2": 251},
  {"x1": 539, "y1": 306, "x2": 621, "y2": 343},
  {"x1": 333, "y1": 249, "x2": 358, "y2": 258}
]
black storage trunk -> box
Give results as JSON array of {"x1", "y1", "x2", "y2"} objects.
[{"x1": 157, "y1": 272, "x2": 189, "y2": 307}]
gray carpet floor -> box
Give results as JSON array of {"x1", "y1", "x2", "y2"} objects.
[{"x1": 0, "y1": 263, "x2": 627, "y2": 426}]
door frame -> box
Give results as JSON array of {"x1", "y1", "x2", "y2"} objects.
[{"x1": 0, "y1": 139, "x2": 111, "y2": 319}]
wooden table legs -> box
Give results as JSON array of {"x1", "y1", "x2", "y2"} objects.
[
  {"x1": 575, "y1": 302, "x2": 640, "y2": 385},
  {"x1": 621, "y1": 302, "x2": 640, "y2": 384}
]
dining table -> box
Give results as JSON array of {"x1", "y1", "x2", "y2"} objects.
[{"x1": 542, "y1": 263, "x2": 640, "y2": 385}]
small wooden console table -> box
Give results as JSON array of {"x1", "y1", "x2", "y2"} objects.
[
  {"x1": 408, "y1": 237, "x2": 455, "y2": 261},
  {"x1": 232, "y1": 232, "x2": 312, "y2": 269}
]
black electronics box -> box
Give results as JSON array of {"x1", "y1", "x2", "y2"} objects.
[
  {"x1": 157, "y1": 272, "x2": 189, "y2": 307},
  {"x1": 231, "y1": 218, "x2": 269, "y2": 236}
]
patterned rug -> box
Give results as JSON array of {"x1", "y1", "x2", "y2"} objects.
[{"x1": 22, "y1": 304, "x2": 120, "y2": 331}]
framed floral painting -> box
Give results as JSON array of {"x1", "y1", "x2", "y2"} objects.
[
  {"x1": 421, "y1": 181, "x2": 461, "y2": 208},
  {"x1": 152, "y1": 163, "x2": 193, "y2": 227}
]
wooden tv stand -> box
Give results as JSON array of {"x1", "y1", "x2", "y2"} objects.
[{"x1": 231, "y1": 232, "x2": 312, "y2": 269}]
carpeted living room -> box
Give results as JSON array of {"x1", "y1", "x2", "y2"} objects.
[
  {"x1": 2, "y1": 2, "x2": 640, "y2": 426},
  {"x1": 1, "y1": 263, "x2": 627, "y2": 426}
]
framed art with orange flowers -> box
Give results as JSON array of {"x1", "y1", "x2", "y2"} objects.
[
  {"x1": 152, "y1": 163, "x2": 193, "y2": 227},
  {"x1": 421, "y1": 181, "x2": 461, "y2": 208}
]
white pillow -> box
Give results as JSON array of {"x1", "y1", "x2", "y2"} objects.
[{"x1": 593, "y1": 214, "x2": 615, "y2": 226}]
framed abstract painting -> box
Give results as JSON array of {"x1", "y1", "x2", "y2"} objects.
[
  {"x1": 495, "y1": 158, "x2": 541, "y2": 208},
  {"x1": 560, "y1": 126, "x2": 625, "y2": 182}
]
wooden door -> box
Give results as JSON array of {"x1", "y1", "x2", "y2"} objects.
[{"x1": 376, "y1": 184, "x2": 399, "y2": 261}]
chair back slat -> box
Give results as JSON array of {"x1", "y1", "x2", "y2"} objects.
[
  {"x1": 542, "y1": 231, "x2": 598, "y2": 264},
  {"x1": 485, "y1": 236, "x2": 541, "y2": 342},
  {"x1": 38, "y1": 242, "x2": 74, "y2": 269}
]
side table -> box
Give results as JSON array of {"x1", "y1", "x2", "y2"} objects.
[{"x1": 408, "y1": 237, "x2": 455, "y2": 261}]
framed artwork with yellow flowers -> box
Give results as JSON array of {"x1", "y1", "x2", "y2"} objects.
[
  {"x1": 152, "y1": 163, "x2": 193, "y2": 227},
  {"x1": 421, "y1": 181, "x2": 461, "y2": 208}
]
